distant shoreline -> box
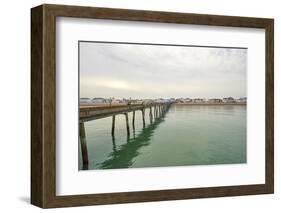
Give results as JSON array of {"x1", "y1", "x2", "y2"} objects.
[
  {"x1": 80, "y1": 102, "x2": 247, "y2": 109},
  {"x1": 175, "y1": 103, "x2": 246, "y2": 106}
]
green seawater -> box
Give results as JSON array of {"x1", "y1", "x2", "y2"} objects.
[{"x1": 79, "y1": 105, "x2": 246, "y2": 170}]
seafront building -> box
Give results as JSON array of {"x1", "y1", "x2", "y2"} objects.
[
  {"x1": 80, "y1": 96, "x2": 247, "y2": 105},
  {"x1": 208, "y1": 98, "x2": 223, "y2": 103},
  {"x1": 222, "y1": 97, "x2": 236, "y2": 103},
  {"x1": 192, "y1": 98, "x2": 205, "y2": 103},
  {"x1": 236, "y1": 97, "x2": 247, "y2": 103},
  {"x1": 80, "y1": 98, "x2": 92, "y2": 104}
]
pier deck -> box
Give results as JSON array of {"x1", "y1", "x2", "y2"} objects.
[{"x1": 80, "y1": 103, "x2": 171, "y2": 122}]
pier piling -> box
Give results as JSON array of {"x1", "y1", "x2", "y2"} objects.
[
  {"x1": 79, "y1": 122, "x2": 88, "y2": 165},
  {"x1": 112, "y1": 136, "x2": 117, "y2": 152},
  {"x1": 149, "y1": 107, "x2": 153, "y2": 123},
  {"x1": 132, "y1": 111, "x2": 135, "y2": 130},
  {"x1": 156, "y1": 106, "x2": 159, "y2": 117},
  {"x1": 142, "y1": 109, "x2": 146, "y2": 127},
  {"x1": 111, "y1": 115, "x2": 116, "y2": 136},
  {"x1": 124, "y1": 113, "x2": 130, "y2": 136}
]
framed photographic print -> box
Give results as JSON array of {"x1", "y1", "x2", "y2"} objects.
[{"x1": 31, "y1": 4, "x2": 274, "y2": 208}]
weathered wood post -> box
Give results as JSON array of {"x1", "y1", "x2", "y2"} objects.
[
  {"x1": 124, "y1": 113, "x2": 130, "y2": 136},
  {"x1": 132, "y1": 111, "x2": 135, "y2": 130},
  {"x1": 112, "y1": 135, "x2": 116, "y2": 152},
  {"x1": 149, "y1": 107, "x2": 153, "y2": 123},
  {"x1": 111, "y1": 115, "x2": 115, "y2": 136},
  {"x1": 142, "y1": 109, "x2": 145, "y2": 127},
  {"x1": 79, "y1": 122, "x2": 88, "y2": 165},
  {"x1": 156, "y1": 105, "x2": 159, "y2": 117}
]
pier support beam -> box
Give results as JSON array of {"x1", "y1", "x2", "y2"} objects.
[
  {"x1": 155, "y1": 106, "x2": 158, "y2": 118},
  {"x1": 132, "y1": 111, "x2": 135, "y2": 130},
  {"x1": 157, "y1": 105, "x2": 159, "y2": 117},
  {"x1": 142, "y1": 109, "x2": 145, "y2": 128},
  {"x1": 111, "y1": 115, "x2": 115, "y2": 136},
  {"x1": 79, "y1": 122, "x2": 88, "y2": 165},
  {"x1": 149, "y1": 107, "x2": 153, "y2": 123},
  {"x1": 124, "y1": 113, "x2": 130, "y2": 136},
  {"x1": 112, "y1": 135, "x2": 116, "y2": 152}
]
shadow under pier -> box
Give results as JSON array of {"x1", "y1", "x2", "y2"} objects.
[{"x1": 97, "y1": 113, "x2": 168, "y2": 169}]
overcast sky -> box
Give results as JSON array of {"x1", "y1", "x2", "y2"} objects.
[{"x1": 79, "y1": 42, "x2": 247, "y2": 99}]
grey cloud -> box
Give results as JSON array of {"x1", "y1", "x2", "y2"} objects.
[{"x1": 80, "y1": 42, "x2": 247, "y2": 99}]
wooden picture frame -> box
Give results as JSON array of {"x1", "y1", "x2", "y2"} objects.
[{"x1": 31, "y1": 4, "x2": 274, "y2": 208}]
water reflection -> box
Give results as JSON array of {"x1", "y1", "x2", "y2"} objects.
[
  {"x1": 80, "y1": 105, "x2": 246, "y2": 170},
  {"x1": 96, "y1": 115, "x2": 167, "y2": 169}
]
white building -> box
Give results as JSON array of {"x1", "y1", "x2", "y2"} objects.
[
  {"x1": 192, "y1": 98, "x2": 205, "y2": 103},
  {"x1": 176, "y1": 98, "x2": 192, "y2": 103},
  {"x1": 222, "y1": 97, "x2": 236, "y2": 103},
  {"x1": 92, "y1": 97, "x2": 106, "y2": 104},
  {"x1": 80, "y1": 98, "x2": 92, "y2": 104},
  {"x1": 184, "y1": 98, "x2": 192, "y2": 103},
  {"x1": 208, "y1": 98, "x2": 223, "y2": 103},
  {"x1": 236, "y1": 97, "x2": 247, "y2": 103}
]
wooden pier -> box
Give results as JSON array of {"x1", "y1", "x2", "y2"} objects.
[{"x1": 79, "y1": 102, "x2": 172, "y2": 166}]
